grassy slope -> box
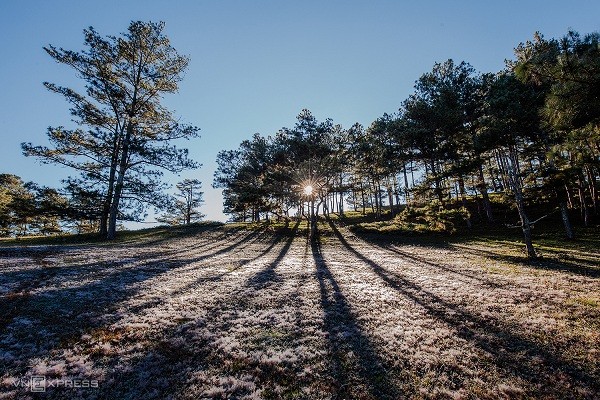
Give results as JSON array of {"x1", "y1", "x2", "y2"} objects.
[
  {"x1": 0, "y1": 221, "x2": 225, "y2": 247},
  {"x1": 0, "y1": 213, "x2": 598, "y2": 398}
]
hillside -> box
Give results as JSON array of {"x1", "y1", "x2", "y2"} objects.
[{"x1": 1, "y1": 220, "x2": 599, "y2": 398}]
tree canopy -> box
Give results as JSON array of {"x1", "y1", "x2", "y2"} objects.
[
  {"x1": 5, "y1": 26, "x2": 599, "y2": 256},
  {"x1": 22, "y1": 21, "x2": 200, "y2": 239},
  {"x1": 214, "y1": 29, "x2": 600, "y2": 258}
]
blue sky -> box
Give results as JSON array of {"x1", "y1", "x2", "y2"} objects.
[{"x1": 1, "y1": 1, "x2": 599, "y2": 223}]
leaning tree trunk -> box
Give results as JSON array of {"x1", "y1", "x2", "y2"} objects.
[
  {"x1": 495, "y1": 149, "x2": 511, "y2": 192},
  {"x1": 505, "y1": 146, "x2": 536, "y2": 259},
  {"x1": 514, "y1": 188, "x2": 536, "y2": 258}
]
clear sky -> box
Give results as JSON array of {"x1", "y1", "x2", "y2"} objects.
[{"x1": 1, "y1": 1, "x2": 599, "y2": 223}]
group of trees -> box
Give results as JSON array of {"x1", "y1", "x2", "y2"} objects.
[
  {"x1": 214, "y1": 30, "x2": 600, "y2": 258},
  {"x1": 4, "y1": 22, "x2": 598, "y2": 254},
  {"x1": 0, "y1": 173, "x2": 205, "y2": 237},
  {"x1": 214, "y1": 110, "x2": 348, "y2": 222},
  {"x1": 0, "y1": 174, "x2": 79, "y2": 236},
  {"x1": 5, "y1": 21, "x2": 203, "y2": 239},
  {"x1": 157, "y1": 179, "x2": 205, "y2": 225}
]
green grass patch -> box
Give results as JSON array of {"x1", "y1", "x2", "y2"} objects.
[
  {"x1": 0, "y1": 220, "x2": 224, "y2": 247},
  {"x1": 227, "y1": 219, "x2": 309, "y2": 236},
  {"x1": 570, "y1": 297, "x2": 600, "y2": 308}
]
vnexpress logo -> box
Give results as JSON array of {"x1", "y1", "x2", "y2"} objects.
[
  {"x1": 10, "y1": 375, "x2": 99, "y2": 392},
  {"x1": 30, "y1": 375, "x2": 46, "y2": 392}
]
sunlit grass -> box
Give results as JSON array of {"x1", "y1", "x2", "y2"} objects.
[
  {"x1": 0, "y1": 221, "x2": 224, "y2": 247},
  {"x1": 1, "y1": 211, "x2": 598, "y2": 398}
]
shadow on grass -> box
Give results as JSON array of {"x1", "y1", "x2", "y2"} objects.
[
  {"x1": 351, "y1": 225, "x2": 600, "y2": 279},
  {"x1": 97, "y1": 223, "x2": 305, "y2": 399},
  {"x1": 311, "y1": 233, "x2": 399, "y2": 399},
  {"x1": 355, "y1": 235, "x2": 506, "y2": 288},
  {"x1": 245, "y1": 221, "x2": 300, "y2": 290},
  {"x1": 326, "y1": 220, "x2": 600, "y2": 398},
  {"x1": 449, "y1": 243, "x2": 600, "y2": 279},
  {"x1": 0, "y1": 221, "x2": 226, "y2": 248},
  {"x1": 0, "y1": 228, "x2": 263, "y2": 381},
  {"x1": 122, "y1": 228, "x2": 274, "y2": 314}
]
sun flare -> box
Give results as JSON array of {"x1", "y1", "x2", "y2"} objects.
[{"x1": 303, "y1": 185, "x2": 314, "y2": 196}]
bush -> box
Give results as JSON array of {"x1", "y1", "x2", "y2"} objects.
[{"x1": 350, "y1": 202, "x2": 470, "y2": 234}]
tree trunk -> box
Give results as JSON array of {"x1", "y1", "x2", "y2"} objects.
[
  {"x1": 565, "y1": 185, "x2": 574, "y2": 209},
  {"x1": 559, "y1": 200, "x2": 574, "y2": 239},
  {"x1": 477, "y1": 164, "x2": 494, "y2": 223},
  {"x1": 107, "y1": 123, "x2": 133, "y2": 240},
  {"x1": 371, "y1": 178, "x2": 379, "y2": 217},
  {"x1": 99, "y1": 207, "x2": 109, "y2": 237},
  {"x1": 585, "y1": 165, "x2": 598, "y2": 215},
  {"x1": 392, "y1": 174, "x2": 401, "y2": 210},
  {"x1": 370, "y1": 186, "x2": 376, "y2": 215},
  {"x1": 518, "y1": 201, "x2": 537, "y2": 259},
  {"x1": 578, "y1": 179, "x2": 590, "y2": 226},
  {"x1": 431, "y1": 160, "x2": 444, "y2": 206},
  {"x1": 338, "y1": 173, "x2": 344, "y2": 216},
  {"x1": 360, "y1": 181, "x2": 366, "y2": 215},
  {"x1": 495, "y1": 149, "x2": 510, "y2": 192},
  {"x1": 505, "y1": 147, "x2": 536, "y2": 258},
  {"x1": 99, "y1": 187, "x2": 112, "y2": 236},
  {"x1": 458, "y1": 176, "x2": 472, "y2": 228},
  {"x1": 387, "y1": 182, "x2": 394, "y2": 217},
  {"x1": 99, "y1": 135, "x2": 121, "y2": 236},
  {"x1": 332, "y1": 191, "x2": 337, "y2": 215},
  {"x1": 377, "y1": 179, "x2": 382, "y2": 217},
  {"x1": 403, "y1": 165, "x2": 410, "y2": 208},
  {"x1": 488, "y1": 159, "x2": 501, "y2": 192},
  {"x1": 310, "y1": 198, "x2": 316, "y2": 241}
]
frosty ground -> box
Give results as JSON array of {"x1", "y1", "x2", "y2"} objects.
[{"x1": 1, "y1": 222, "x2": 599, "y2": 399}]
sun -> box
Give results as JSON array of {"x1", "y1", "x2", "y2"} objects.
[{"x1": 303, "y1": 185, "x2": 314, "y2": 196}]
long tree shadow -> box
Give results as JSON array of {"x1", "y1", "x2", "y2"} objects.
[
  {"x1": 311, "y1": 233, "x2": 399, "y2": 399},
  {"x1": 245, "y1": 221, "x2": 300, "y2": 290},
  {"x1": 327, "y1": 220, "x2": 600, "y2": 397},
  {"x1": 448, "y1": 243, "x2": 600, "y2": 279},
  {"x1": 361, "y1": 237, "x2": 506, "y2": 288},
  {"x1": 352, "y1": 228, "x2": 600, "y2": 279},
  {"x1": 99, "y1": 223, "x2": 305, "y2": 399},
  {"x1": 114, "y1": 227, "x2": 274, "y2": 315},
  {"x1": 0, "y1": 228, "x2": 263, "y2": 380},
  {"x1": 160, "y1": 225, "x2": 268, "y2": 265},
  {"x1": 135, "y1": 226, "x2": 268, "y2": 272},
  {"x1": 126, "y1": 222, "x2": 228, "y2": 249}
]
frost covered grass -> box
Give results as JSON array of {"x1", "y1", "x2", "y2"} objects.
[{"x1": 0, "y1": 220, "x2": 598, "y2": 399}]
